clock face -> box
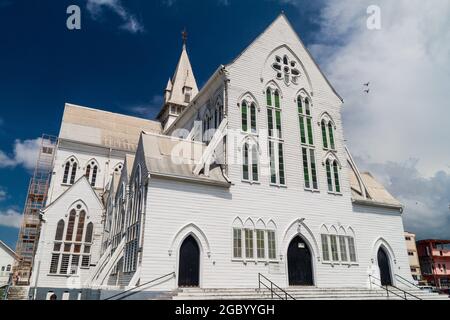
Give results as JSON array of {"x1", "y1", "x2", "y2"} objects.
[{"x1": 272, "y1": 55, "x2": 301, "y2": 86}]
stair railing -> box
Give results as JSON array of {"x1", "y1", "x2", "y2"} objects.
[
  {"x1": 395, "y1": 274, "x2": 422, "y2": 290},
  {"x1": 369, "y1": 274, "x2": 422, "y2": 300},
  {"x1": 258, "y1": 274, "x2": 296, "y2": 301},
  {"x1": 103, "y1": 272, "x2": 176, "y2": 301},
  {"x1": 1, "y1": 274, "x2": 13, "y2": 300}
]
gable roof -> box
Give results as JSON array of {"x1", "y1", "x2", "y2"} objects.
[
  {"x1": 60, "y1": 103, "x2": 162, "y2": 152},
  {"x1": 140, "y1": 132, "x2": 230, "y2": 187},
  {"x1": 347, "y1": 148, "x2": 403, "y2": 210},
  {"x1": 42, "y1": 176, "x2": 104, "y2": 213},
  {"x1": 0, "y1": 240, "x2": 18, "y2": 260},
  {"x1": 226, "y1": 13, "x2": 343, "y2": 102}
]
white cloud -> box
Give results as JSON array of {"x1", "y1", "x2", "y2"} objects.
[
  {"x1": 281, "y1": 0, "x2": 450, "y2": 239},
  {"x1": 307, "y1": 0, "x2": 450, "y2": 177},
  {"x1": 86, "y1": 0, "x2": 145, "y2": 34},
  {"x1": 0, "y1": 138, "x2": 42, "y2": 171},
  {"x1": 356, "y1": 157, "x2": 450, "y2": 240},
  {"x1": 0, "y1": 209, "x2": 22, "y2": 229}
]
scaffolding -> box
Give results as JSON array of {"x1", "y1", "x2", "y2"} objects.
[{"x1": 14, "y1": 134, "x2": 57, "y2": 285}]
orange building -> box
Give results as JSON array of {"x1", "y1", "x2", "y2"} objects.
[{"x1": 417, "y1": 239, "x2": 450, "y2": 290}]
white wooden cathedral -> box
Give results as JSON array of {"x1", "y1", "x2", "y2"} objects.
[{"x1": 29, "y1": 14, "x2": 414, "y2": 300}]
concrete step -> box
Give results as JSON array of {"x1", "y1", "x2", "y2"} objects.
[
  {"x1": 6, "y1": 286, "x2": 30, "y2": 301},
  {"x1": 172, "y1": 287, "x2": 450, "y2": 301}
]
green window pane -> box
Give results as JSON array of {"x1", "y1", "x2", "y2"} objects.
[
  {"x1": 233, "y1": 229, "x2": 242, "y2": 258},
  {"x1": 268, "y1": 231, "x2": 276, "y2": 260},
  {"x1": 269, "y1": 141, "x2": 277, "y2": 184},
  {"x1": 243, "y1": 144, "x2": 249, "y2": 180},
  {"x1": 305, "y1": 99, "x2": 311, "y2": 116},
  {"x1": 257, "y1": 230, "x2": 265, "y2": 259},
  {"x1": 321, "y1": 234, "x2": 330, "y2": 261},
  {"x1": 322, "y1": 121, "x2": 328, "y2": 149},
  {"x1": 241, "y1": 102, "x2": 248, "y2": 132},
  {"x1": 328, "y1": 123, "x2": 335, "y2": 150},
  {"x1": 333, "y1": 161, "x2": 341, "y2": 193},
  {"x1": 250, "y1": 104, "x2": 257, "y2": 133},
  {"x1": 299, "y1": 116, "x2": 306, "y2": 144},
  {"x1": 310, "y1": 149, "x2": 318, "y2": 190},
  {"x1": 266, "y1": 89, "x2": 272, "y2": 106},
  {"x1": 339, "y1": 236, "x2": 348, "y2": 262},
  {"x1": 274, "y1": 91, "x2": 280, "y2": 109},
  {"x1": 278, "y1": 143, "x2": 285, "y2": 185},
  {"x1": 307, "y1": 118, "x2": 314, "y2": 145},
  {"x1": 245, "y1": 229, "x2": 254, "y2": 259},
  {"x1": 326, "y1": 160, "x2": 333, "y2": 192},
  {"x1": 302, "y1": 148, "x2": 310, "y2": 189},
  {"x1": 267, "y1": 109, "x2": 274, "y2": 137},
  {"x1": 330, "y1": 235, "x2": 339, "y2": 261},
  {"x1": 276, "y1": 110, "x2": 282, "y2": 139},
  {"x1": 252, "y1": 145, "x2": 259, "y2": 182},
  {"x1": 297, "y1": 97, "x2": 303, "y2": 114},
  {"x1": 348, "y1": 237, "x2": 357, "y2": 262}
]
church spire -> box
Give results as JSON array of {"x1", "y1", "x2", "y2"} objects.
[{"x1": 157, "y1": 31, "x2": 199, "y2": 131}]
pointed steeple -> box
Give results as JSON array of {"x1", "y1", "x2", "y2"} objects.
[
  {"x1": 167, "y1": 43, "x2": 199, "y2": 106},
  {"x1": 157, "y1": 33, "x2": 199, "y2": 131}
]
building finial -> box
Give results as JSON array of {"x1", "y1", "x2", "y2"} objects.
[{"x1": 181, "y1": 28, "x2": 188, "y2": 48}]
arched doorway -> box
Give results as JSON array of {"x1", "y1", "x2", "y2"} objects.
[
  {"x1": 288, "y1": 235, "x2": 314, "y2": 286},
  {"x1": 178, "y1": 235, "x2": 200, "y2": 288},
  {"x1": 377, "y1": 247, "x2": 393, "y2": 286}
]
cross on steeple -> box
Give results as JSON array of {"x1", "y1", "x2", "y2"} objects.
[{"x1": 182, "y1": 28, "x2": 188, "y2": 47}]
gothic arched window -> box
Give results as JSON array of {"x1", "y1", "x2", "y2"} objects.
[
  {"x1": 241, "y1": 100, "x2": 257, "y2": 134},
  {"x1": 325, "y1": 157, "x2": 341, "y2": 194},
  {"x1": 85, "y1": 222, "x2": 94, "y2": 243},
  {"x1": 298, "y1": 95, "x2": 318, "y2": 191},
  {"x1": 328, "y1": 122, "x2": 336, "y2": 150},
  {"x1": 85, "y1": 160, "x2": 99, "y2": 187},
  {"x1": 321, "y1": 120, "x2": 328, "y2": 149},
  {"x1": 55, "y1": 220, "x2": 65, "y2": 241},
  {"x1": 63, "y1": 158, "x2": 78, "y2": 185},
  {"x1": 75, "y1": 211, "x2": 86, "y2": 242},
  {"x1": 65, "y1": 210, "x2": 76, "y2": 241},
  {"x1": 267, "y1": 87, "x2": 285, "y2": 186}
]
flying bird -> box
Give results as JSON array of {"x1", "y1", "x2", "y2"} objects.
[
  {"x1": 364, "y1": 82, "x2": 370, "y2": 87},
  {"x1": 364, "y1": 89, "x2": 370, "y2": 94}
]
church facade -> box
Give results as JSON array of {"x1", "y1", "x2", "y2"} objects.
[{"x1": 29, "y1": 14, "x2": 412, "y2": 300}]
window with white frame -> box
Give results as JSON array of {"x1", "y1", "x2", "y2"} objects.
[
  {"x1": 85, "y1": 160, "x2": 99, "y2": 187},
  {"x1": 232, "y1": 220, "x2": 277, "y2": 261},
  {"x1": 321, "y1": 231, "x2": 357, "y2": 264},
  {"x1": 325, "y1": 158, "x2": 341, "y2": 193},
  {"x1": 233, "y1": 228, "x2": 243, "y2": 259},
  {"x1": 242, "y1": 142, "x2": 259, "y2": 183},
  {"x1": 62, "y1": 158, "x2": 78, "y2": 185},
  {"x1": 266, "y1": 88, "x2": 286, "y2": 186},
  {"x1": 123, "y1": 167, "x2": 143, "y2": 273},
  {"x1": 241, "y1": 100, "x2": 257, "y2": 134},
  {"x1": 256, "y1": 230, "x2": 265, "y2": 259},
  {"x1": 49, "y1": 204, "x2": 93, "y2": 275},
  {"x1": 321, "y1": 118, "x2": 336, "y2": 151},
  {"x1": 298, "y1": 96, "x2": 318, "y2": 191},
  {"x1": 245, "y1": 229, "x2": 254, "y2": 259}
]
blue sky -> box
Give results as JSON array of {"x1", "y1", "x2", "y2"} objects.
[{"x1": 0, "y1": 0, "x2": 449, "y2": 249}]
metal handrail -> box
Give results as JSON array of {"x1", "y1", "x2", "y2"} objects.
[
  {"x1": 1, "y1": 274, "x2": 13, "y2": 300},
  {"x1": 369, "y1": 275, "x2": 422, "y2": 300},
  {"x1": 104, "y1": 272, "x2": 176, "y2": 301},
  {"x1": 258, "y1": 274, "x2": 296, "y2": 300},
  {"x1": 395, "y1": 274, "x2": 422, "y2": 290}
]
